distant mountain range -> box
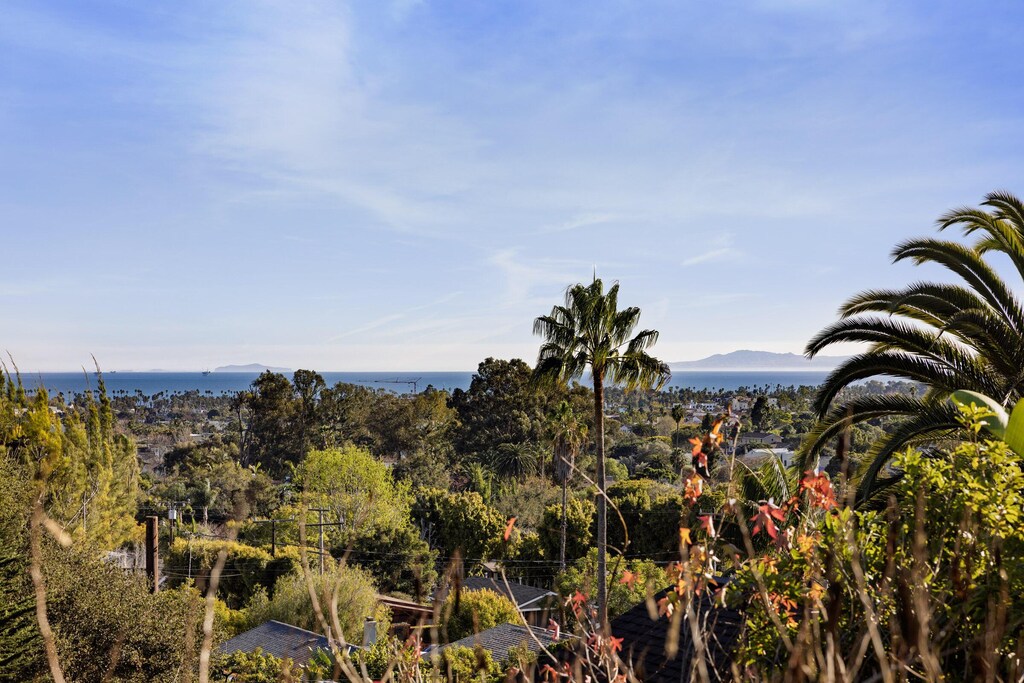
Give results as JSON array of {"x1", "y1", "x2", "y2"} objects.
[
  {"x1": 670, "y1": 350, "x2": 847, "y2": 371},
  {"x1": 213, "y1": 364, "x2": 292, "y2": 373}
]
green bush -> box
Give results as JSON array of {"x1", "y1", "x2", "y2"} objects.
[
  {"x1": 165, "y1": 537, "x2": 295, "y2": 608},
  {"x1": 727, "y1": 406, "x2": 1024, "y2": 675},
  {"x1": 538, "y1": 496, "x2": 594, "y2": 565},
  {"x1": 441, "y1": 588, "x2": 520, "y2": 642},
  {"x1": 241, "y1": 563, "x2": 388, "y2": 644},
  {"x1": 432, "y1": 644, "x2": 501, "y2": 683},
  {"x1": 211, "y1": 648, "x2": 300, "y2": 682},
  {"x1": 40, "y1": 543, "x2": 204, "y2": 683},
  {"x1": 556, "y1": 549, "x2": 665, "y2": 620}
]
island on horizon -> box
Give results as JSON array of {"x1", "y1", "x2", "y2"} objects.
[
  {"x1": 670, "y1": 349, "x2": 847, "y2": 371},
  {"x1": 213, "y1": 363, "x2": 292, "y2": 373}
]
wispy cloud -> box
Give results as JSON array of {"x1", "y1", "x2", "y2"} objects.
[
  {"x1": 487, "y1": 249, "x2": 590, "y2": 308},
  {"x1": 328, "y1": 292, "x2": 463, "y2": 341},
  {"x1": 681, "y1": 236, "x2": 741, "y2": 267},
  {"x1": 538, "y1": 212, "x2": 620, "y2": 234},
  {"x1": 682, "y1": 248, "x2": 734, "y2": 267}
]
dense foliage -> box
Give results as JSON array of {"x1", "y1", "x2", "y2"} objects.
[{"x1": 440, "y1": 588, "x2": 520, "y2": 642}]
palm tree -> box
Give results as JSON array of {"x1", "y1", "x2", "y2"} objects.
[
  {"x1": 488, "y1": 442, "x2": 538, "y2": 481},
  {"x1": 671, "y1": 403, "x2": 686, "y2": 430},
  {"x1": 534, "y1": 278, "x2": 670, "y2": 624},
  {"x1": 803, "y1": 191, "x2": 1024, "y2": 505},
  {"x1": 549, "y1": 400, "x2": 587, "y2": 570}
]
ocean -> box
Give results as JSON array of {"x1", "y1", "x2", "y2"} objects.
[{"x1": 15, "y1": 370, "x2": 831, "y2": 397}]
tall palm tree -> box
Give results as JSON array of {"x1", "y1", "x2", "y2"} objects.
[
  {"x1": 534, "y1": 278, "x2": 670, "y2": 624},
  {"x1": 549, "y1": 400, "x2": 587, "y2": 570},
  {"x1": 803, "y1": 191, "x2": 1024, "y2": 505}
]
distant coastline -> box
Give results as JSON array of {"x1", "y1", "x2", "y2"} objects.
[{"x1": 17, "y1": 369, "x2": 832, "y2": 396}]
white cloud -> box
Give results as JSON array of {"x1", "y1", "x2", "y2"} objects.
[
  {"x1": 681, "y1": 247, "x2": 735, "y2": 267},
  {"x1": 538, "y1": 212, "x2": 620, "y2": 234}
]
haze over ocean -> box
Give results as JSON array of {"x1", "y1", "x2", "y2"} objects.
[{"x1": 18, "y1": 371, "x2": 833, "y2": 397}]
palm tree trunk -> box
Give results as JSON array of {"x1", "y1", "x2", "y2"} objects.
[
  {"x1": 594, "y1": 372, "x2": 607, "y2": 626},
  {"x1": 560, "y1": 474, "x2": 567, "y2": 571}
]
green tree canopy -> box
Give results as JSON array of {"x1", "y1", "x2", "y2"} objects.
[
  {"x1": 555, "y1": 549, "x2": 665, "y2": 620},
  {"x1": 413, "y1": 488, "x2": 505, "y2": 562},
  {"x1": 538, "y1": 496, "x2": 594, "y2": 566},
  {"x1": 2, "y1": 376, "x2": 139, "y2": 550},
  {"x1": 296, "y1": 446, "x2": 435, "y2": 595},
  {"x1": 451, "y1": 358, "x2": 548, "y2": 460},
  {"x1": 297, "y1": 446, "x2": 414, "y2": 542}
]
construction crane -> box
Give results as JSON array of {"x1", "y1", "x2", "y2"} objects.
[{"x1": 373, "y1": 377, "x2": 422, "y2": 394}]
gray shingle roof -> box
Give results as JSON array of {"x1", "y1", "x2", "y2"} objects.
[
  {"x1": 218, "y1": 620, "x2": 331, "y2": 667},
  {"x1": 459, "y1": 577, "x2": 556, "y2": 610},
  {"x1": 610, "y1": 588, "x2": 742, "y2": 683},
  {"x1": 430, "y1": 623, "x2": 562, "y2": 665}
]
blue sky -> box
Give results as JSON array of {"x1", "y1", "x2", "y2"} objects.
[{"x1": 3, "y1": 0, "x2": 1024, "y2": 371}]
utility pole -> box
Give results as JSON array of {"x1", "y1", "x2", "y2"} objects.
[
  {"x1": 145, "y1": 516, "x2": 159, "y2": 593},
  {"x1": 309, "y1": 508, "x2": 328, "y2": 575}
]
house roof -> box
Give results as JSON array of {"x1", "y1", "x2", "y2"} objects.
[
  {"x1": 377, "y1": 593, "x2": 433, "y2": 618},
  {"x1": 610, "y1": 589, "x2": 742, "y2": 683},
  {"x1": 741, "y1": 432, "x2": 779, "y2": 440},
  {"x1": 459, "y1": 576, "x2": 557, "y2": 610},
  {"x1": 430, "y1": 623, "x2": 562, "y2": 665},
  {"x1": 218, "y1": 620, "x2": 332, "y2": 667}
]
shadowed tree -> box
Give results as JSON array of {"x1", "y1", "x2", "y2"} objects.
[
  {"x1": 803, "y1": 191, "x2": 1024, "y2": 505},
  {"x1": 533, "y1": 278, "x2": 670, "y2": 625}
]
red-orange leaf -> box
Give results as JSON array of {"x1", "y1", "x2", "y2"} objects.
[
  {"x1": 504, "y1": 517, "x2": 517, "y2": 541},
  {"x1": 800, "y1": 470, "x2": 838, "y2": 510},
  {"x1": 750, "y1": 500, "x2": 786, "y2": 540},
  {"x1": 699, "y1": 514, "x2": 716, "y2": 537},
  {"x1": 683, "y1": 472, "x2": 704, "y2": 505}
]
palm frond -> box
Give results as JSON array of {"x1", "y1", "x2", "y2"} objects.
[
  {"x1": 810, "y1": 351, "x2": 990, "y2": 417},
  {"x1": 893, "y1": 238, "x2": 1024, "y2": 334},
  {"x1": 854, "y1": 414, "x2": 962, "y2": 506},
  {"x1": 737, "y1": 453, "x2": 794, "y2": 505},
  {"x1": 798, "y1": 393, "x2": 952, "y2": 468}
]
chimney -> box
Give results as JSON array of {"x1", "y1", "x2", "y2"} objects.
[{"x1": 363, "y1": 617, "x2": 378, "y2": 647}]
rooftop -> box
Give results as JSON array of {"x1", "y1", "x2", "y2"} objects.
[
  {"x1": 459, "y1": 576, "x2": 557, "y2": 609},
  {"x1": 430, "y1": 623, "x2": 563, "y2": 664},
  {"x1": 218, "y1": 620, "x2": 332, "y2": 668},
  {"x1": 610, "y1": 589, "x2": 742, "y2": 683}
]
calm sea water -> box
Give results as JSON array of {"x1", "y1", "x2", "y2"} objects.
[{"x1": 16, "y1": 370, "x2": 829, "y2": 397}]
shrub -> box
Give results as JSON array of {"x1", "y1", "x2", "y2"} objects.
[
  {"x1": 441, "y1": 588, "x2": 520, "y2": 642},
  {"x1": 432, "y1": 644, "x2": 501, "y2": 683},
  {"x1": 165, "y1": 537, "x2": 294, "y2": 608},
  {"x1": 210, "y1": 648, "x2": 300, "y2": 682},
  {"x1": 538, "y1": 496, "x2": 594, "y2": 565},
  {"x1": 556, "y1": 549, "x2": 665, "y2": 620},
  {"x1": 241, "y1": 562, "x2": 387, "y2": 643},
  {"x1": 41, "y1": 543, "x2": 204, "y2": 682}
]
